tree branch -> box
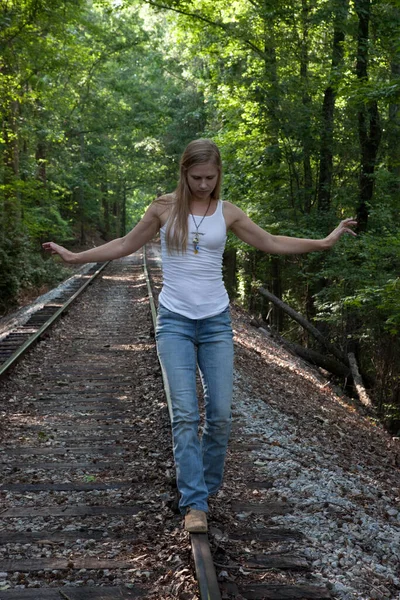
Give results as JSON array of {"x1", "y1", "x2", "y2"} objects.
[
  {"x1": 348, "y1": 352, "x2": 372, "y2": 407},
  {"x1": 259, "y1": 287, "x2": 349, "y2": 365},
  {"x1": 246, "y1": 0, "x2": 263, "y2": 9},
  {"x1": 67, "y1": 44, "x2": 139, "y2": 119},
  {"x1": 285, "y1": 341, "x2": 350, "y2": 377},
  {"x1": 144, "y1": 0, "x2": 265, "y2": 58}
]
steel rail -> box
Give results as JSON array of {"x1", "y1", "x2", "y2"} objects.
[
  {"x1": 142, "y1": 246, "x2": 158, "y2": 332},
  {"x1": 191, "y1": 534, "x2": 222, "y2": 600},
  {"x1": 142, "y1": 245, "x2": 173, "y2": 421},
  {"x1": 142, "y1": 245, "x2": 222, "y2": 600},
  {"x1": 0, "y1": 261, "x2": 109, "y2": 379}
]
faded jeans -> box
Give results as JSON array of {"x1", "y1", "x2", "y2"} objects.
[{"x1": 156, "y1": 304, "x2": 234, "y2": 513}]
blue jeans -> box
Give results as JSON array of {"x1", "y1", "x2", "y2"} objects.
[{"x1": 156, "y1": 304, "x2": 234, "y2": 514}]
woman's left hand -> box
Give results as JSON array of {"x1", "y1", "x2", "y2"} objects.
[{"x1": 324, "y1": 218, "x2": 358, "y2": 249}]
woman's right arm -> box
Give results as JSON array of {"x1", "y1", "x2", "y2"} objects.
[{"x1": 42, "y1": 203, "x2": 162, "y2": 264}]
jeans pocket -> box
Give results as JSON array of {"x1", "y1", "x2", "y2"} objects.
[
  {"x1": 217, "y1": 305, "x2": 232, "y2": 329},
  {"x1": 156, "y1": 304, "x2": 188, "y2": 339},
  {"x1": 156, "y1": 304, "x2": 168, "y2": 337}
]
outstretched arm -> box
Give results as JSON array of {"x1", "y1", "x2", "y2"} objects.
[
  {"x1": 225, "y1": 203, "x2": 357, "y2": 254},
  {"x1": 42, "y1": 204, "x2": 161, "y2": 264}
]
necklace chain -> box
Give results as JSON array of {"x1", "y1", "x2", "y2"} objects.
[{"x1": 190, "y1": 199, "x2": 212, "y2": 254}]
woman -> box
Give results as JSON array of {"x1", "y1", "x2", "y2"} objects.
[{"x1": 43, "y1": 138, "x2": 357, "y2": 533}]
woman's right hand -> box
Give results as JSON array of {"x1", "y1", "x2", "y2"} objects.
[{"x1": 42, "y1": 242, "x2": 75, "y2": 263}]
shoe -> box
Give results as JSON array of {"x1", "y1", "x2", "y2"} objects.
[{"x1": 185, "y1": 508, "x2": 208, "y2": 533}]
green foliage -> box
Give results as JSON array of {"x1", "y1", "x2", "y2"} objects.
[
  {"x1": 0, "y1": 237, "x2": 22, "y2": 309},
  {"x1": 0, "y1": 0, "x2": 208, "y2": 307},
  {"x1": 0, "y1": 229, "x2": 72, "y2": 314},
  {"x1": 344, "y1": 278, "x2": 400, "y2": 335},
  {"x1": 1, "y1": 0, "x2": 400, "y2": 424}
]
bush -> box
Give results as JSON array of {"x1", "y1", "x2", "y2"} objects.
[{"x1": 0, "y1": 232, "x2": 71, "y2": 316}]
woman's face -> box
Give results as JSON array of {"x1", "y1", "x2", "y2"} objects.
[{"x1": 186, "y1": 161, "x2": 219, "y2": 202}]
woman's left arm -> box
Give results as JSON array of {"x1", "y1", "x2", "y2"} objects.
[{"x1": 225, "y1": 203, "x2": 357, "y2": 254}]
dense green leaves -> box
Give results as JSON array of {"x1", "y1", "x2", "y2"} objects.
[
  {"x1": 145, "y1": 0, "x2": 400, "y2": 419},
  {"x1": 1, "y1": 0, "x2": 399, "y2": 423},
  {"x1": 0, "y1": 0, "x2": 206, "y2": 309}
]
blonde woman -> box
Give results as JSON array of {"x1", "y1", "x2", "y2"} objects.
[{"x1": 43, "y1": 139, "x2": 356, "y2": 533}]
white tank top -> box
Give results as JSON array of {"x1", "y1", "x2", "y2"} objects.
[{"x1": 158, "y1": 200, "x2": 229, "y2": 319}]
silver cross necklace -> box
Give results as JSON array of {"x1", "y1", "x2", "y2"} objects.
[{"x1": 190, "y1": 198, "x2": 212, "y2": 254}]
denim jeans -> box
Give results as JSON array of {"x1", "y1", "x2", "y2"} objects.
[{"x1": 156, "y1": 304, "x2": 234, "y2": 513}]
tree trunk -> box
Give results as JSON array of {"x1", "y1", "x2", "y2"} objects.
[
  {"x1": 300, "y1": 0, "x2": 313, "y2": 214},
  {"x1": 270, "y1": 257, "x2": 283, "y2": 331},
  {"x1": 223, "y1": 247, "x2": 237, "y2": 299},
  {"x1": 78, "y1": 130, "x2": 86, "y2": 245},
  {"x1": 259, "y1": 286, "x2": 348, "y2": 365},
  {"x1": 113, "y1": 192, "x2": 119, "y2": 239},
  {"x1": 348, "y1": 352, "x2": 372, "y2": 407},
  {"x1": 261, "y1": 0, "x2": 280, "y2": 135},
  {"x1": 252, "y1": 321, "x2": 350, "y2": 377},
  {"x1": 242, "y1": 253, "x2": 253, "y2": 311},
  {"x1": 36, "y1": 139, "x2": 47, "y2": 186},
  {"x1": 121, "y1": 183, "x2": 127, "y2": 237},
  {"x1": 317, "y1": 0, "x2": 349, "y2": 211},
  {"x1": 388, "y1": 61, "x2": 400, "y2": 196},
  {"x1": 257, "y1": 0, "x2": 284, "y2": 190},
  {"x1": 249, "y1": 252, "x2": 259, "y2": 313},
  {"x1": 288, "y1": 341, "x2": 350, "y2": 378},
  {"x1": 2, "y1": 98, "x2": 20, "y2": 233},
  {"x1": 101, "y1": 181, "x2": 110, "y2": 241},
  {"x1": 354, "y1": 0, "x2": 382, "y2": 231}
]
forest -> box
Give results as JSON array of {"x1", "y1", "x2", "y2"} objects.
[{"x1": 0, "y1": 0, "x2": 399, "y2": 429}]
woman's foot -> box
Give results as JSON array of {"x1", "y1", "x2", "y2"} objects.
[{"x1": 184, "y1": 508, "x2": 208, "y2": 533}]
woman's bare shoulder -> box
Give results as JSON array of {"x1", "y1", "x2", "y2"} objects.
[
  {"x1": 154, "y1": 192, "x2": 175, "y2": 203},
  {"x1": 222, "y1": 200, "x2": 245, "y2": 228},
  {"x1": 153, "y1": 193, "x2": 175, "y2": 209},
  {"x1": 151, "y1": 193, "x2": 175, "y2": 225}
]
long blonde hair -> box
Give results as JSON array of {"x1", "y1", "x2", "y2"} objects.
[{"x1": 165, "y1": 139, "x2": 222, "y2": 253}]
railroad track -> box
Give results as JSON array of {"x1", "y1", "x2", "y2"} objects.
[
  {"x1": 0, "y1": 263, "x2": 108, "y2": 378},
  {"x1": 143, "y1": 247, "x2": 221, "y2": 600},
  {"x1": 0, "y1": 249, "x2": 332, "y2": 599}
]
